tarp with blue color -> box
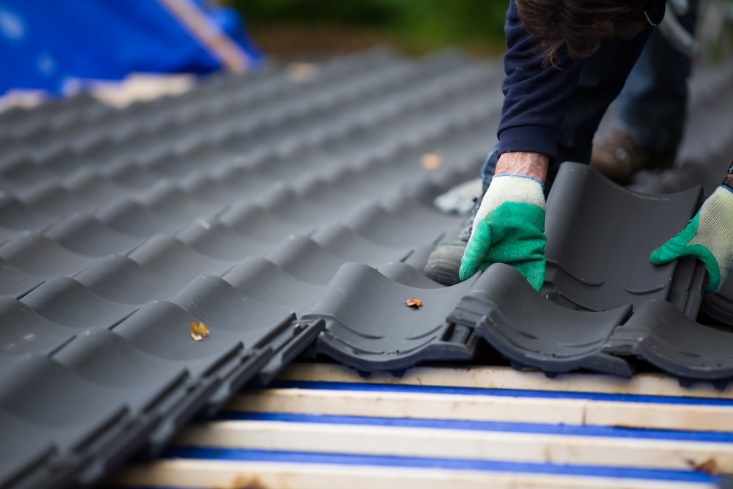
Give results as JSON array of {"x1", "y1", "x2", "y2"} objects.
[{"x1": 0, "y1": 0, "x2": 263, "y2": 96}]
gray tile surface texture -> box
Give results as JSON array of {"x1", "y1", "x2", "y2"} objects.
[{"x1": 0, "y1": 48, "x2": 732, "y2": 489}]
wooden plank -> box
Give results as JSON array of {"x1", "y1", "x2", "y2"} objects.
[
  {"x1": 177, "y1": 420, "x2": 733, "y2": 472},
  {"x1": 112, "y1": 459, "x2": 715, "y2": 489},
  {"x1": 277, "y1": 363, "x2": 733, "y2": 400},
  {"x1": 228, "y1": 388, "x2": 733, "y2": 432}
]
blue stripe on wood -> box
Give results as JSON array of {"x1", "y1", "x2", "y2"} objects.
[
  {"x1": 214, "y1": 411, "x2": 733, "y2": 442},
  {"x1": 159, "y1": 447, "x2": 721, "y2": 483},
  {"x1": 270, "y1": 380, "x2": 733, "y2": 406}
]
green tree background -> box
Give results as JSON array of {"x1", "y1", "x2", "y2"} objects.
[{"x1": 229, "y1": 0, "x2": 509, "y2": 58}]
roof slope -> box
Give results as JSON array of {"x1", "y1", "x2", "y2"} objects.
[{"x1": 1, "y1": 49, "x2": 733, "y2": 488}]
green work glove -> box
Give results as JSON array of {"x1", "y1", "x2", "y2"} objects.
[
  {"x1": 459, "y1": 174, "x2": 547, "y2": 290},
  {"x1": 650, "y1": 186, "x2": 733, "y2": 293}
]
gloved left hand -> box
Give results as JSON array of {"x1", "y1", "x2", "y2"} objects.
[
  {"x1": 650, "y1": 185, "x2": 733, "y2": 293},
  {"x1": 459, "y1": 174, "x2": 547, "y2": 290}
]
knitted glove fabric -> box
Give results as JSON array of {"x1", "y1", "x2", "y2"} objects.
[
  {"x1": 459, "y1": 174, "x2": 547, "y2": 291},
  {"x1": 650, "y1": 185, "x2": 733, "y2": 293}
]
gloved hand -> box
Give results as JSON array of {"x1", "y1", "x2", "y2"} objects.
[
  {"x1": 650, "y1": 186, "x2": 733, "y2": 293},
  {"x1": 459, "y1": 174, "x2": 547, "y2": 290}
]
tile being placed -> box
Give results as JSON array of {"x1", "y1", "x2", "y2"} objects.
[
  {"x1": 309, "y1": 262, "x2": 481, "y2": 373},
  {"x1": 604, "y1": 299, "x2": 733, "y2": 387},
  {"x1": 450, "y1": 264, "x2": 633, "y2": 377},
  {"x1": 543, "y1": 162, "x2": 706, "y2": 316}
]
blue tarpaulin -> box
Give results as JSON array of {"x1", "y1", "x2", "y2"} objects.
[{"x1": 0, "y1": 0, "x2": 263, "y2": 96}]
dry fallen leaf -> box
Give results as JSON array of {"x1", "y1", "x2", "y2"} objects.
[
  {"x1": 190, "y1": 322, "x2": 210, "y2": 341},
  {"x1": 687, "y1": 457, "x2": 719, "y2": 475},
  {"x1": 287, "y1": 62, "x2": 318, "y2": 83},
  {"x1": 421, "y1": 153, "x2": 443, "y2": 171},
  {"x1": 405, "y1": 297, "x2": 423, "y2": 309}
]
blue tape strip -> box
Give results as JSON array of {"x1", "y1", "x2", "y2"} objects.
[
  {"x1": 159, "y1": 447, "x2": 719, "y2": 484},
  {"x1": 271, "y1": 380, "x2": 733, "y2": 406},
  {"x1": 215, "y1": 411, "x2": 733, "y2": 442}
]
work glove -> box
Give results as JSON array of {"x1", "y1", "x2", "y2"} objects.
[
  {"x1": 650, "y1": 185, "x2": 733, "y2": 293},
  {"x1": 459, "y1": 174, "x2": 547, "y2": 291}
]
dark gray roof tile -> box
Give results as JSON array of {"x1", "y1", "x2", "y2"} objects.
[
  {"x1": 222, "y1": 257, "x2": 325, "y2": 308},
  {"x1": 464, "y1": 264, "x2": 634, "y2": 376},
  {"x1": 72, "y1": 256, "x2": 179, "y2": 305},
  {"x1": 125, "y1": 235, "x2": 235, "y2": 281},
  {"x1": 45, "y1": 215, "x2": 144, "y2": 256},
  {"x1": 20, "y1": 277, "x2": 136, "y2": 329},
  {"x1": 0, "y1": 298, "x2": 77, "y2": 356},
  {"x1": 309, "y1": 262, "x2": 481, "y2": 372},
  {"x1": 544, "y1": 163, "x2": 705, "y2": 314},
  {"x1": 604, "y1": 299, "x2": 733, "y2": 386}
]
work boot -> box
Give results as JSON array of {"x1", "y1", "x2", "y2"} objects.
[
  {"x1": 423, "y1": 196, "x2": 481, "y2": 286},
  {"x1": 590, "y1": 127, "x2": 676, "y2": 184}
]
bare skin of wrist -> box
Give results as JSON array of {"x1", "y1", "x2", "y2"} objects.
[{"x1": 495, "y1": 151, "x2": 550, "y2": 183}]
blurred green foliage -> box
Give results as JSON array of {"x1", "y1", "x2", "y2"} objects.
[{"x1": 230, "y1": 0, "x2": 508, "y2": 54}]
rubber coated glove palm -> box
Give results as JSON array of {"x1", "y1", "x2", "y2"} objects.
[
  {"x1": 459, "y1": 174, "x2": 547, "y2": 290},
  {"x1": 650, "y1": 186, "x2": 733, "y2": 293}
]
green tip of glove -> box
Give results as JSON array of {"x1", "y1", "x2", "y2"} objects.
[
  {"x1": 459, "y1": 202, "x2": 546, "y2": 291},
  {"x1": 649, "y1": 213, "x2": 722, "y2": 293}
]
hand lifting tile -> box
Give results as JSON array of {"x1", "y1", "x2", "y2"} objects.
[
  {"x1": 453, "y1": 264, "x2": 634, "y2": 376},
  {"x1": 0, "y1": 51, "x2": 521, "y2": 489},
  {"x1": 543, "y1": 162, "x2": 706, "y2": 315},
  {"x1": 309, "y1": 262, "x2": 481, "y2": 372},
  {"x1": 604, "y1": 299, "x2": 733, "y2": 386},
  {"x1": 20, "y1": 277, "x2": 136, "y2": 328}
]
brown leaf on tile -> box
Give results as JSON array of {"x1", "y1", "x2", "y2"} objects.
[
  {"x1": 405, "y1": 297, "x2": 423, "y2": 309},
  {"x1": 421, "y1": 153, "x2": 443, "y2": 171},
  {"x1": 190, "y1": 321, "x2": 210, "y2": 341}
]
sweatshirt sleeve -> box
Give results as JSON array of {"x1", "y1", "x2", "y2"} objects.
[{"x1": 496, "y1": 0, "x2": 582, "y2": 161}]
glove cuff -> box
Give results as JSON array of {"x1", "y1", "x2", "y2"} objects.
[{"x1": 474, "y1": 174, "x2": 545, "y2": 224}]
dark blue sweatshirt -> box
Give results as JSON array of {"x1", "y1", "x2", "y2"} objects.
[{"x1": 496, "y1": 0, "x2": 666, "y2": 161}]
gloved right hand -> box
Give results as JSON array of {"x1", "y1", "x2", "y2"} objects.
[
  {"x1": 650, "y1": 185, "x2": 733, "y2": 293},
  {"x1": 459, "y1": 174, "x2": 547, "y2": 291}
]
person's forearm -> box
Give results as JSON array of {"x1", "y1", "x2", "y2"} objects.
[{"x1": 495, "y1": 151, "x2": 549, "y2": 183}]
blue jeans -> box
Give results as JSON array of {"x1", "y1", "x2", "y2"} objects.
[
  {"x1": 616, "y1": 0, "x2": 698, "y2": 151},
  {"x1": 482, "y1": 7, "x2": 697, "y2": 192}
]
